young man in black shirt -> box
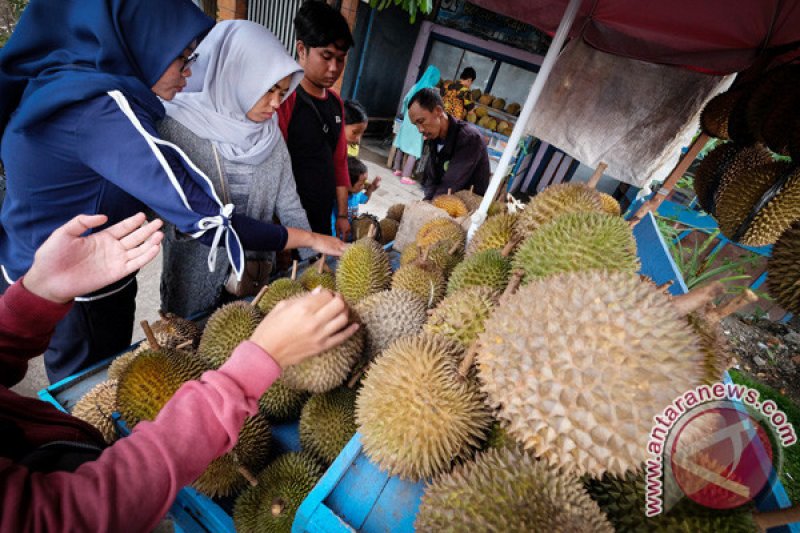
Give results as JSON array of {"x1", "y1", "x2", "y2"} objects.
[
  {"x1": 408, "y1": 87, "x2": 491, "y2": 201},
  {"x1": 278, "y1": 1, "x2": 354, "y2": 239}
]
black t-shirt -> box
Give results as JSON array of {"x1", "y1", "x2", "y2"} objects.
[{"x1": 285, "y1": 86, "x2": 343, "y2": 235}]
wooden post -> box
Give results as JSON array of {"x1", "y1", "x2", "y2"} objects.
[
  {"x1": 629, "y1": 133, "x2": 710, "y2": 226},
  {"x1": 586, "y1": 162, "x2": 607, "y2": 189},
  {"x1": 332, "y1": 0, "x2": 359, "y2": 94},
  {"x1": 753, "y1": 505, "x2": 800, "y2": 531},
  {"x1": 216, "y1": 0, "x2": 247, "y2": 20}
]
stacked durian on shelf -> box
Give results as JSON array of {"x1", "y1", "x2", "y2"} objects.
[{"x1": 69, "y1": 178, "x2": 770, "y2": 531}]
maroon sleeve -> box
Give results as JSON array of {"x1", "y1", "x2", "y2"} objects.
[
  {"x1": 277, "y1": 93, "x2": 296, "y2": 141},
  {"x1": 330, "y1": 91, "x2": 351, "y2": 189},
  {"x1": 0, "y1": 280, "x2": 72, "y2": 388}
]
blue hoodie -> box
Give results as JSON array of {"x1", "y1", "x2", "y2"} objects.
[{"x1": 0, "y1": 0, "x2": 287, "y2": 283}]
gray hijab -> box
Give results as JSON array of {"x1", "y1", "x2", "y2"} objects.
[{"x1": 164, "y1": 20, "x2": 303, "y2": 165}]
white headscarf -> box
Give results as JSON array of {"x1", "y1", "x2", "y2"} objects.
[{"x1": 164, "y1": 20, "x2": 303, "y2": 166}]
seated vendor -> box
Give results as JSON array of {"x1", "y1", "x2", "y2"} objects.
[{"x1": 407, "y1": 87, "x2": 490, "y2": 201}]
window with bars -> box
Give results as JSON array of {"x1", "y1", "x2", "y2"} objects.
[{"x1": 248, "y1": 0, "x2": 305, "y2": 56}]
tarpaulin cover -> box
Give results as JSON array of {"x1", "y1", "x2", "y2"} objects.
[
  {"x1": 469, "y1": 0, "x2": 800, "y2": 74},
  {"x1": 527, "y1": 40, "x2": 732, "y2": 191}
]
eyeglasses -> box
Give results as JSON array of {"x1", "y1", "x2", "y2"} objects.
[{"x1": 178, "y1": 52, "x2": 198, "y2": 74}]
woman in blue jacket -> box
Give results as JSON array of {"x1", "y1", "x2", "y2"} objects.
[{"x1": 0, "y1": 0, "x2": 346, "y2": 383}]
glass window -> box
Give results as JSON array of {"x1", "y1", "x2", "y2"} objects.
[{"x1": 490, "y1": 62, "x2": 537, "y2": 109}]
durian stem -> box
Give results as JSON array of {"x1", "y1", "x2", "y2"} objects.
[
  {"x1": 176, "y1": 339, "x2": 193, "y2": 351},
  {"x1": 447, "y1": 188, "x2": 452, "y2": 195},
  {"x1": 271, "y1": 497, "x2": 286, "y2": 517},
  {"x1": 753, "y1": 505, "x2": 800, "y2": 531},
  {"x1": 469, "y1": 185, "x2": 474, "y2": 193},
  {"x1": 657, "y1": 280, "x2": 674, "y2": 293},
  {"x1": 458, "y1": 342, "x2": 479, "y2": 379},
  {"x1": 501, "y1": 270, "x2": 524, "y2": 303},
  {"x1": 317, "y1": 254, "x2": 327, "y2": 274},
  {"x1": 347, "y1": 365, "x2": 367, "y2": 389},
  {"x1": 420, "y1": 245, "x2": 430, "y2": 264},
  {"x1": 500, "y1": 236, "x2": 521, "y2": 258},
  {"x1": 447, "y1": 241, "x2": 461, "y2": 256},
  {"x1": 252, "y1": 285, "x2": 270, "y2": 309},
  {"x1": 291, "y1": 260, "x2": 298, "y2": 281},
  {"x1": 140, "y1": 320, "x2": 161, "y2": 351},
  {"x1": 367, "y1": 223, "x2": 377, "y2": 239},
  {"x1": 237, "y1": 465, "x2": 258, "y2": 487},
  {"x1": 586, "y1": 162, "x2": 607, "y2": 189},
  {"x1": 672, "y1": 282, "x2": 725, "y2": 317},
  {"x1": 707, "y1": 289, "x2": 758, "y2": 324}
]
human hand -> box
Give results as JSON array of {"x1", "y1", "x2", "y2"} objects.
[
  {"x1": 250, "y1": 287, "x2": 359, "y2": 368},
  {"x1": 367, "y1": 176, "x2": 381, "y2": 194},
  {"x1": 311, "y1": 232, "x2": 348, "y2": 256},
  {"x1": 23, "y1": 213, "x2": 163, "y2": 304},
  {"x1": 335, "y1": 218, "x2": 351, "y2": 242}
]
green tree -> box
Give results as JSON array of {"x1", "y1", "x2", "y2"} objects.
[{"x1": 0, "y1": 0, "x2": 27, "y2": 47}]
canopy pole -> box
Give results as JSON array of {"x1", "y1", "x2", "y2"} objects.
[{"x1": 468, "y1": 0, "x2": 583, "y2": 239}]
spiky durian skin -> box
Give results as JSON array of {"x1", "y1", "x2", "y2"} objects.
[
  {"x1": 712, "y1": 144, "x2": 773, "y2": 214},
  {"x1": 483, "y1": 420, "x2": 515, "y2": 450},
  {"x1": 453, "y1": 189, "x2": 482, "y2": 212},
  {"x1": 416, "y1": 447, "x2": 613, "y2": 533},
  {"x1": 282, "y1": 328, "x2": 365, "y2": 394},
  {"x1": 233, "y1": 452, "x2": 323, "y2": 533},
  {"x1": 598, "y1": 192, "x2": 622, "y2": 217},
  {"x1": 700, "y1": 87, "x2": 747, "y2": 141},
  {"x1": 258, "y1": 378, "x2": 309, "y2": 422},
  {"x1": 107, "y1": 343, "x2": 148, "y2": 381},
  {"x1": 477, "y1": 271, "x2": 705, "y2": 477},
  {"x1": 356, "y1": 334, "x2": 491, "y2": 481},
  {"x1": 378, "y1": 218, "x2": 399, "y2": 244},
  {"x1": 197, "y1": 301, "x2": 263, "y2": 368},
  {"x1": 335, "y1": 238, "x2": 392, "y2": 305},
  {"x1": 416, "y1": 218, "x2": 466, "y2": 250},
  {"x1": 767, "y1": 220, "x2": 800, "y2": 314},
  {"x1": 72, "y1": 380, "x2": 119, "y2": 444},
  {"x1": 585, "y1": 469, "x2": 757, "y2": 533},
  {"x1": 512, "y1": 211, "x2": 639, "y2": 284},
  {"x1": 432, "y1": 194, "x2": 469, "y2": 217},
  {"x1": 192, "y1": 414, "x2": 272, "y2": 498},
  {"x1": 513, "y1": 183, "x2": 604, "y2": 240},
  {"x1": 391, "y1": 262, "x2": 447, "y2": 308},
  {"x1": 486, "y1": 200, "x2": 506, "y2": 216},
  {"x1": 446, "y1": 249, "x2": 511, "y2": 295},
  {"x1": 693, "y1": 142, "x2": 739, "y2": 214},
  {"x1": 298, "y1": 266, "x2": 336, "y2": 291},
  {"x1": 466, "y1": 213, "x2": 517, "y2": 256},
  {"x1": 354, "y1": 289, "x2": 428, "y2": 359},
  {"x1": 386, "y1": 203, "x2": 405, "y2": 222},
  {"x1": 351, "y1": 214, "x2": 380, "y2": 241},
  {"x1": 117, "y1": 349, "x2": 209, "y2": 427},
  {"x1": 299, "y1": 387, "x2": 357, "y2": 465},
  {"x1": 742, "y1": 166, "x2": 800, "y2": 246},
  {"x1": 400, "y1": 241, "x2": 463, "y2": 277},
  {"x1": 151, "y1": 312, "x2": 202, "y2": 349},
  {"x1": 687, "y1": 311, "x2": 730, "y2": 384},
  {"x1": 256, "y1": 278, "x2": 306, "y2": 314},
  {"x1": 424, "y1": 286, "x2": 500, "y2": 349}
]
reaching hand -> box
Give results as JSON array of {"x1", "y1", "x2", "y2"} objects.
[
  {"x1": 335, "y1": 218, "x2": 351, "y2": 242},
  {"x1": 367, "y1": 176, "x2": 381, "y2": 194},
  {"x1": 311, "y1": 232, "x2": 348, "y2": 257},
  {"x1": 250, "y1": 287, "x2": 359, "y2": 368},
  {"x1": 23, "y1": 213, "x2": 164, "y2": 304}
]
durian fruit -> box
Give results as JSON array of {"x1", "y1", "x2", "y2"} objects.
[
  {"x1": 498, "y1": 125, "x2": 514, "y2": 136},
  {"x1": 192, "y1": 413, "x2": 272, "y2": 497},
  {"x1": 424, "y1": 286, "x2": 500, "y2": 349},
  {"x1": 745, "y1": 65, "x2": 800, "y2": 150},
  {"x1": 759, "y1": 84, "x2": 800, "y2": 156},
  {"x1": 298, "y1": 257, "x2": 335, "y2": 291},
  {"x1": 256, "y1": 277, "x2": 306, "y2": 315},
  {"x1": 693, "y1": 142, "x2": 739, "y2": 214},
  {"x1": 399, "y1": 241, "x2": 463, "y2": 277},
  {"x1": 505, "y1": 102, "x2": 521, "y2": 116},
  {"x1": 711, "y1": 143, "x2": 773, "y2": 214},
  {"x1": 378, "y1": 218, "x2": 399, "y2": 244},
  {"x1": 700, "y1": 86, "x2": 750, "y2": 141},
  {"x1": 715, "y1": 160, "x2": 795, "y2": 246},
  {"x1": 197, "y1": 301, "x2": 263, "y2": 368},
  {"x1": 354, "y1": 289, "x2": 428, "y2": 360},
  {"x1": 470, "y1": 88, "x2": 482, "y2": 101},
  {"x1": 687, "y1": 311, "x2": 731, "y2": 384},
  {"x1": 477, "y1": 115, "x2": 492, "y2": 129},
  {"x1": 299, "y1": 387, "x2": 357, "y2": 464},
  {"x1": 767, "y1": 220, "x2": 800, "y2": 314},
  {"x1": 385, "y1": 203, "x2": 405, "y2": 223},
  {"x1": 585, "y1": 469, "x2": 757, "y2": 532},
  {"x1": 416, "y1": 218, "x2": 466, "y2": 250},
  {"x1": 391, "y1": 257, "x2": 447, "y2": 307},
  {"x1": 151, "y1": 311, "x2": 202, "y2": 349},
  {"x1": 453, "y1": 189, "x2": 482, "y2": 212},
  {"x1": 513, "y1": 182, "x2": 605, "y2": 240},
  {"x1": 478, "y1": 93, "x2": 493, "y2": 106},
  {"x1": 465, "y1": 111, "x2": 477, "y2": 124},
  {"x1": 474, "y1": 105, "x2": 489, "y2": 118},
  {"x1": 117, "y1": 349, "x2": 209, "y2": 427},
  {"x1": 477, "y1": 271, "x2": 706, "y2": 477},
  {"x1": 351, "y1": 213, "x2": 381, "y2": 241},
  {"x1": 597, "y1": 192, "x2": 622, "y2": 217},
  {"x1": 490, "y1": 97, "x2": 506, "y2": 110},
  {"x1": 259, "y1": 378, "x2": 310, "y2": 422},
  {"x1": 446, "y1": 247, "x2": 511, "y2": 295},
  {"x1": 107, "y1": 343, "x2": 148, "y2": 381},
  {"x1": 483, "y1": 420, "x2": 514, "y2": 450},
  {"x1": 335, "y1": 237, "x2": 392, "y2": 305},
  {"x1": 486, "y1": 199, "x2": 506, "y2": 216},
  {"x1": 282, "y1": 328, "x2": 365, "y2": 394},
  {"x1": 416, "y1": 447, "x2": 613, "y2": 533},
  {"x1": 512, "y1": 211, "x2": 639, "y2": 284},
  {"x1": 465, "y1": 212, "x2": 517, "y2": 256},
  {"x1": 72, "y1": 379, "x2": 119, "y2": 444},
  {"x1": 356, "y1": 334, "x2": 491, "y2": 480},
  {"x1": 232, "y1": 451, "x2": 323, "y2": 533},
  {"x1": 496, "y1": 120, "x2": 510, "y2": 132},
  {"x1": 432, "y1": 194, "x2": 469, "y2": 218}
]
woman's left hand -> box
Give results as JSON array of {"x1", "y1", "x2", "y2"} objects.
[{"x1": 311, "y1": 233, "x2": 348, "y2": 257}]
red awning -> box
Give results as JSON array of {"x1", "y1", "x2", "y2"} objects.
[{"x1": 469, "y1": 0, "x2": 800, "y2": 74}]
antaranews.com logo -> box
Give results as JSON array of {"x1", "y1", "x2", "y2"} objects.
[{"x1": 646, "y1": 381, "x2": 797, "y2": 516}]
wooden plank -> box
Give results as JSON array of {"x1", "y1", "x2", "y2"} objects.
[
  {"x1": 633, "y1": 212, "x2": 689, "y2": 296},
  {"x1": 360, "y1": 473, "x2": 427, "y2": 532},
  {"x1": 324, "y1": 450, "x2": 391, "y2": 529}
]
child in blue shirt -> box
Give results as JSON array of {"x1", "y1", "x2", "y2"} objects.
[{"x1": 332, "y1": 157, "x2": 380, "y2": 239}]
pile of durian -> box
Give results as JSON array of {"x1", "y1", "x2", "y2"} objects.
[
  {"x1": 464, "y1": 88, "x2": 519, "y2": 135},
  {"x1": 697, "y1": 63, "x2": 800, "y2": 320},
  {"x1": 70, "y1": 182, "x2": 771, "y2": 531}
]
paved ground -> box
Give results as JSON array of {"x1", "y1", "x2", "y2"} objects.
[{"x1": 12, "y1": 142, "x2": 422, "y2": 398}]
